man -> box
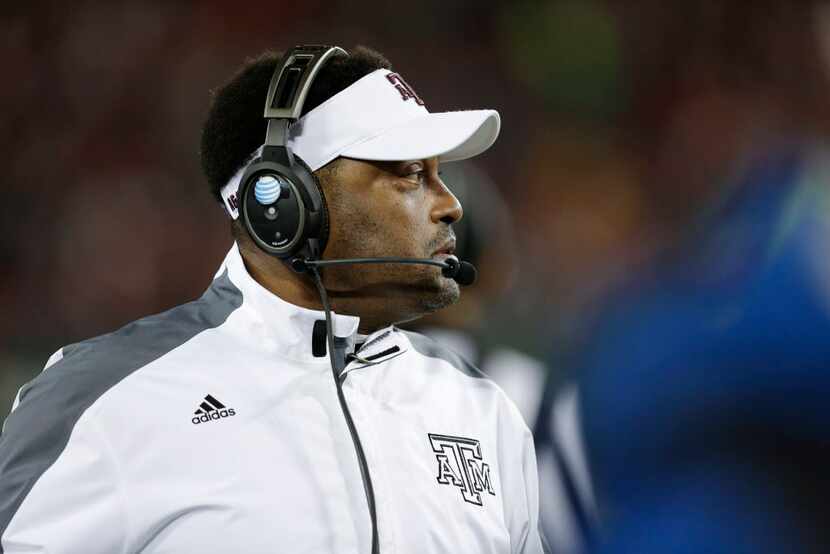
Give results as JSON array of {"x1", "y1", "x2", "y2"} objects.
[{"x1": 0, "y1": 45, "x2": 546, "y2": 553}]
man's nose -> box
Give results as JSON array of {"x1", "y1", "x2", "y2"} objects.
[{"x1": 431, "y1": 181, "x2": 463, "y2": 225}]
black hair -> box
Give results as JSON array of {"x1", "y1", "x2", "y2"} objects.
[{"x1": 200, "y1": 46, "x2": 392, "y2": 203}]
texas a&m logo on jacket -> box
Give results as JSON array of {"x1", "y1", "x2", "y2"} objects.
[{"x1": 428, "y1": 433, "x2": 496, "y2": 506}]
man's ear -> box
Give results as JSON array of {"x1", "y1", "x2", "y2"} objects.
[{"x1": 231, "y1": 219, "x2": 253, "y2": 250}]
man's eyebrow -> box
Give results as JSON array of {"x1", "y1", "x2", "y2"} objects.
[{"x1": 374, "y1": 160, "x2": 415, "y2": 174}]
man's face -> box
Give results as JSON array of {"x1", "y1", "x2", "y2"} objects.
[{"x1": 318, "y1": 156, "x2": 463, "y2": 326}]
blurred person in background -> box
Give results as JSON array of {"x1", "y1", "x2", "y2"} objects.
[
  {"x1": 0, "y1": 46, "x2": 547, "y2": 553},
  {"x1": 533, "y1": 1, "x2": 830, "y2": 552},
  {"x1": 410, "y1": 161, "x2": 547, "y2": 427},
  {"x1": 410, "y1": 162, "x2": 596, "y2": 552}
]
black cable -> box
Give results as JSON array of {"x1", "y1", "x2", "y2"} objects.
[{"x1": 309, "y1": 266, "x2": 379, "y2": 554}]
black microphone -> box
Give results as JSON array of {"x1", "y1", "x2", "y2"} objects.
[
  {"x1": 440, "y1": 256, "x2": 477, "y2": 286},
  {"x1": 291, "y1": 255, "x2": 478, "y2": 286}
]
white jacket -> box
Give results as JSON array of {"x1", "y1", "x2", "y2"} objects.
[{"x1": 0, "y1": 244, "x2": 546, "y2": 554}]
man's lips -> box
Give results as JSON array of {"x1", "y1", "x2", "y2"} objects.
[{"x1": 432, "y1": 241, "x2": 457, "y2": 257}]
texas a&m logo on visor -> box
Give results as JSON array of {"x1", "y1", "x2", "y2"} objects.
[
  {"x1": 386, "y1": 72, "x2": 425, "y2": 106},
  {"x1": 428, "y1": 433, "x2": 496, "y2": 506}
]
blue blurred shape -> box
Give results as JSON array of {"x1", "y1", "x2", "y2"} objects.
[{"x1": 573, "y1": 148, "x2": 830, "y2": 552}]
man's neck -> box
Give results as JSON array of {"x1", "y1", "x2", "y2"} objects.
[
  {"x1": 240, "y1": 246, "x2": 322, "y2": 309},
  {"x1": 239, "y1": 245, "x2": 390, "y2": 334}
]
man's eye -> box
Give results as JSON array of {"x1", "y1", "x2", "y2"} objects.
[{"x1": 404, "y1": 168, "x2": 427, "y2": 184}]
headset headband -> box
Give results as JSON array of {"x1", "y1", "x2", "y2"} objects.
[
  {"x1": 263, "y1": 45, "x2": 349, "y2": 149},
  {"x1": 233, "y1": 45, "x2": 346, "y2": 259}
]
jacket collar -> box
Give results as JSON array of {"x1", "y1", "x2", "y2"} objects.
[{"x1": 218, "y1": 243, "x2": 361, "y2": 362}]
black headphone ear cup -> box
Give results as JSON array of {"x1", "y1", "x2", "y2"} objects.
[
  {"x1": 238, "y1": 149, "x2": 329, "y2": 260},
  {"x1": 241, "y1": 167, "x2": 304, "y2": 255}
]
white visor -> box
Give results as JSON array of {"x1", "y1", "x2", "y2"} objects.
[{"x1": 221, "y1": 69, "x2": 500, "y2": 219}]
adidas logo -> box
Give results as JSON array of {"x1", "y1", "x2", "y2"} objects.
[{"x1": 191, "y1": 394, "x2": 236, "y2": 425}]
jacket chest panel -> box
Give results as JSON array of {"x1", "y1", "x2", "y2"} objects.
[
  {"x1": 114, "y1": 353, "x2": 510, "y2": 553},
  {"x1": 340, "y1": 376, "x2": 511, "y2": 554},
  {"x1": 120, "y1": 382, "x2": 373, "y2": 553}
]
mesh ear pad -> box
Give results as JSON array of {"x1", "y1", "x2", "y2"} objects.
[{"x1": 293, "y1": 153, "x2": 329, "y2": 259}]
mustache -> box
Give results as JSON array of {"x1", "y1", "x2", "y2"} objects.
[{"x1": 426, "y1": 227, "x2": 456, "y2": 253}]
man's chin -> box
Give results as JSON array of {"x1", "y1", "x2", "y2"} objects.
[
  {"x1": 377, "y1": 273, "x2": 460, "y2": 315},
  {"x1": 391, "y1": 280, "x2": 460, "y2": 326},
  {"x1": 325, "y1": 267, "x2": 461, "y2": 314},
  {"x1": 328, "y1": 274, "x2": 460, "y2": 330},
  {"x1": 327, "y1": 273, "x2": 459, "y2": 301},
  {"x1": 413, "y1": 277, "x2": 460, "y2": 314}
]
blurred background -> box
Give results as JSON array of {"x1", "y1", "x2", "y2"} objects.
[{"x1": 4, "y1": 1, "x2": 830, "y2": 552}]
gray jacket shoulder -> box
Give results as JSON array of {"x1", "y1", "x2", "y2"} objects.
[
  {"x1": 400, "y1": 329, "x2": 489, "y2": 380},
  {"x1": 58, "y1": 269, "x2": 241, "y2": 371},
  {"x1": 0, "y1": 270, "x2": 241, "y2": 540}
]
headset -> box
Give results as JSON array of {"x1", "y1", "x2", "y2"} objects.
[
  {"x1": 237, "y1": 45, "x2": 346, "y2": 264},
  {"x1": 236, "y1": 44, "x2": 476, "y2": 285}
]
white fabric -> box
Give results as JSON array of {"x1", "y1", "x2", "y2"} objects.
[
  {"x1": 221, "y1": 69, "x2": 501, "y2": 219},
  {"x1": 2, "y1": 244, "x2": 545, "y2": 554}
]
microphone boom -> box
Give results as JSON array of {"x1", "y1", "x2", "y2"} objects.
[{"x1": 295, "y1": 255, "x2": 477, "y2": 286}]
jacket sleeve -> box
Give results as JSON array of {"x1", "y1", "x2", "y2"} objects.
[{"x1": 0, "y1": 351, "x2": 128, "y2": 553}]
